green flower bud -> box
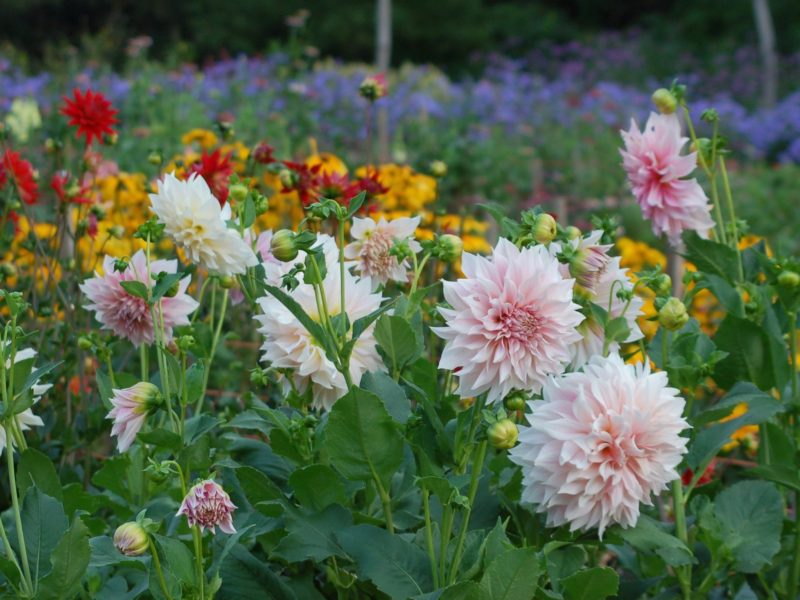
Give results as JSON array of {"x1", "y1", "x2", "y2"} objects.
[
  {"x1": 503, "y1": 391, "x2": 527, "y2": 412},
  {"x1": 254, "y1": 193, "x2": 269, "y2": 215},
  {"x1": 278, "y1": 169, "x2": 295, "y2": 189},
  {"x1": 651, "y1": 273, "x2": 672, "y2": 296},
  {"x1": 531, "y1": 213, "x2": 557, "y2": 244},
  {"x1": 430, "y1": 160, "x2": 448, "y2": 178},
  {"x1": 652, "y1": 88, "x2": 678, "y2": 114},
  {"x1": 565, "y1": 226, "x2": 581, "y2": 241},
  {"x1": 437, "y1": 234, "x2": 463, "y2": 263},
  {"x1": 271, "y1": 229, "x2": 299, "y2": 262},
  {"x1": 113, "y1": 522, "x2": 149, "y2": 557},
  {"x1": 108, "y1": 225, "x2": 125, "y2": 239},
  {"x1": 488, "y1": 419, "x2": 519, "y2": 450},
  {"x1": 778, "y1": 270, "x2": 800, "y2": 289},
  {"x1": 229, "y1": 183, "x2": 249, "y2": 203},
  {"x1": 147, "y1": 151, "x2": 163, "y2": 166},
  {"x1": 658, "y1": 297, "x2": 689, "y2": 331},
  {"x1": 219, "y1": 275, "x2": 237, "y2": 289},
  {"x1": 77, "y1": 336, "x2": 93, "y2": 351},
  {"x1": 176, "y1": 335, "x2": 196, "y2": 351}
]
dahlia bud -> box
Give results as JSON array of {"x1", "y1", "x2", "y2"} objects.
[
  {"x1": 229, "y1": 183, "x2": 248, "y2": 203},
  {"x1": 565, "y1": 226, "x2": 581, "y2": 241},
  {"x1": 503, "y1": 391, "x2": 527, "y2": 412},
  {"x1": 109, "y1": 225, "x2": 125, "y2": 239},
  {"x1": 147, "y1": 150, "x2": 163, "y2": 166},
  {"x1": 690, "y1": 138, "x2": 713, "y2": 168},
  {"x1": 271, "y1": 229, "x2": 298, "y2": 262},
  {"x1": 651, "y1": 273, "x2": 672, "y2": 296},
  {"x1": 531, "y1": 213, "x2": 557, "y2": 244},
  {"x1": 437, "y1": 234, "x2": 463, "y2": 263},
  {"x1": 359, "y1": 74, "x2": 388, "y2": 102},
  {"x1": 651, "y1": 88, "x2": 677, "y2": 114},
  {"x1": 113, "y1": 522, "x2": 149, "y2": 556},
  {"x1": 77, "y1": 336, "x2": 93, "y2": 350},
  {"x1": 219, "y1": 275, "x2": 237, "y2": 289},
  {"x1": 278, "y1": 168, "x2": 295, "y2": 189},
  {"x1": 488, "y1": 419, "x2": 519, "y2": 450},
  {"x1": 778, "y1": 270, "x2": 800, "y2": 289},
  {"x1": 658, "y1": 297, "x2": 689, "y2": 331},
  {"x1": 176, "y1": 480, "x2": 237, "y2": 534},
  {"x1": 430, "y1": 160, "x2": 448, "y2": 178},
  {"x1": 254, "y1": 193, "x2": 269, "y2": 215}
]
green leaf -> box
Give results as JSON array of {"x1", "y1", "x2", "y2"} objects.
[
  {"x1": 91, "y1": 455, "x2": 132, "y2": 501},
  {"x1": 712, "y1": 481, "x2": 782, "y2": 573},
  {"x1": 19, "y1": 487, "x2": 68, "y2": 582},
  {"x1": 263, "y1": 283, "x2": 337, "y2": 362},
  {"x1": 713, "y1": 315, "x2": 779, "y2": 391},
  {"x1": 561, "y1": 567, "x2": 619, "y2": 600},
  {"x1": 17, "y1": 448, "x2": 62, "y2": 501},
  {"x1": 235, "y1": 466, "x2": 284, "y2": 505},
  {"x1": 746, "y1": 465, "x2": 800, "y2": 492},
  {"x1": 479, "y1": 547, "x2": 541, "y2": 600},
  {"x1": 0, "y1": 556, "x2": 21, "y2": 589},
  {"x1": 681, "y1": 231, "x2": 738, "y2": 282},
  {"x1": 344, "y1": 191, "x2": 367, "y2": 219},
  {"x1": 272, "y1": 504, "x2": 352, "y2": 563},
  {"x1": 208, "y1": 525, "x2": 254, "y2": 578},
  {"x1": 184, "y1": 414, "x2": 220, "y2": 444},
  {"x1": 138, "y1": 428, "x2": 183, "y2": 452},
  {"x1": 350, "y1": 297, "x2": 398, "y2": 342},
  {"x1": 14, "y1": 360, "x2": 61, "y2": 403},
  {"x1": 151, "y1": 272, "x2": 184, "y2": 303},
  {"x1": 616, "y1": 514, "x2": 693, "y2": 566},
  {"x1": 119, "y1": 280, "x2": 149, "y2": 301},
  {"x1": 436, "y1": 582, "x2": 489, "y2": 600},
  {"x1": 37, "y1": 518, "x2": 90, "y2": 600},
  {"x1": 604, "y1": 316, "x2": 631, "y2": 344},
  {"x1": 288, "y1": 464, "x2": 347, "y2": 510},
  {"x1": 695, "y1": 274, "x2": 745, "y2": 317},
  {"x1": 374, "y1": 314, "x2": 420, "y2": 374},
  {"x1": 325, "y1": 387, "x2": 404, "y2": 485},
  {"x1": 153, "y1": 535, "x2": 195, "y2": 586},
  {"x1": 479, "y1": 203, "x2": 520, "y2": 240},
  {"x1": 337, "y1": 524, "x2": 433, "y2": 598},
  {"x1": 185, "y1": 362, "x2": 205, "y2": 406},
  {"x1": 361, "y1": 371, "x2": 412, "y2": 424},
  {"x1": 217, "y1": 544, "x2": 297, "y2": 600},
  {"x1": 241, "y1": 196, "x2": 257, "y2": 228}
]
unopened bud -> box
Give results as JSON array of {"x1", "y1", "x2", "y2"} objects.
[
  {"x1": 430, "y1": 160, "x2": 448, "y2": 178},
  {"x1": 254, "y1": 193, "x2": 269, "y2": 215},
  {"x1": 147, "y1": 151, "x2": 163, "y2": 166},
  {"x1": 651, "y1": 273, "x2": 672, "y2": 296},
  {"x1": 279, "y1": 169, "x2": 295, "y2": 189},
  {"x1": 229, "y1": 183, "x2": 248, "y2": 203},
  {"x1": 109, "y1": 225, "x2": 125, "y2": 239},
  {"x1": 778, "y1": 270, "x2": 800, "y2": 289},
  {"x1": 652, "y1": 88, "x2": 677, "y2": 114},
  {"x1": 113, "y1": 522, "x2": 149, "y2": 557},
  {"x1": 271, "y1": 229, "x2": 298, "y2": 262},
  {"x1": 0, "y1": 263, "x2": 17, "y2": 278},
  {"x1": 359, "y1": 74, "x2": 387, "y2": 102},
  {"x1": 658, "y1": 297, "x2": 689, "y2": 331},
  {"x1": 77, "y1": 336, "x2": 93, "y2": 350},
  {"x1": 531, "y1": 213, "x2": 557, "y2": 244},
  {"x1": 565, "y1": 226, "x2": 581, "y2": 241},
  {"x1": 488, "y1": 419, "x2": 518, "y2": 450},
  {"x1": 437, "y1": 234, "x2": 463, "y2": 263},
  {"x1": 503, "y1": 391, "x2": 527, "y2": 412},
  {"x1": 219, "y1": 275, "x2": 236, "y2": 289}
]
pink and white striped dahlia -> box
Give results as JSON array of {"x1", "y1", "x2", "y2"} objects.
[
  {"x1": 344, "y1": 216, "x2": 421, "y2": 290},
  {"x1": 433, "y1": 238, "x2": 583, "y2": 403},
  {"x1": 80, "y1": 250, "x2": 199, "y2": 347},
  {"x1": 107, "y1": 382, "x2": 160, "y2": 453},
  {"x1": 177, "y1": 479, "x2": 237, "y2": 534},
  {"x1": 255, "y1": 267, "x2": 384, "y2": 410},
  {"x1": 620, "y1": 112, "x2": 714, "y2": 245},
  {"x1": 510, "y1": 354, "x2": 689, "y2": 537}
]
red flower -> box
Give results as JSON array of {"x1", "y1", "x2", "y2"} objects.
[
  {"x1": 51, "y1": 171, "x2": 91, "y2": 204},
  {"x1": 2, "y1": 150, "x2": 38, "y2": 205},
  {"x1": 60, "y1": 88, "x2": 119, "y2": 146},
  {"x1": 253, "y1": 142, "x2": 276, "y2": 165},
  {"x1": 681, "y1": 458, "x2": 717, "y2": 487},
  {"x1": 186, "y1": 149, "x2": 233, "y2": 205},
  {"x1": 317, "y1": 172, "x2": 354, "y2": 205},
  {"x1": 282, "y1": 161, "x2": 322, "y2": 207},
  {"x1": 87, "y1": 213, "x2": 99, "y2": 239},
  {"x1": 351, "y1": 168, "x2": 388, "y2": 209}
]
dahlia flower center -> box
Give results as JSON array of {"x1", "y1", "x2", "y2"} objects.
[
  {"x1": 196, "y1": 501, "x2": 227, "y2": 525},
  {"x1": 497, "y1": 304, "x2": 542, "y2": 342},
  {"x1": 592, "y1": 413, "x2": 643, "y2": 470},
  {"x1": 361, "y1": 229, "x2": 396, "y2": 274},
  {"x1": 119, "y1": 288, "x2": 150, "y2": 324}
]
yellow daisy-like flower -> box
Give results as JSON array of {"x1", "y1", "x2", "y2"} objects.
[{"x1": 181, "y1": 128, "x2": 219, "y2": 150}]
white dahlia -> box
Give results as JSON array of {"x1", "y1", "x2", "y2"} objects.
[
  {"x1": 433, "y1": 238, "x2": 583, "y2": 403},
  {"x1": 149, "y1": 173, "x2": 257, "y2": 276},
  {"x1": 344, "y1": 216, "x2": 421, "y2": 290},
  {"x1": 0, "y1": 346, "x2": 52, "y2": 454},
  {"x1": 255, "y1": 266, "x2": 384, "y2": 410},
  {"x1": 510, "y1": 353, "x2": 689, "y2": 537}
]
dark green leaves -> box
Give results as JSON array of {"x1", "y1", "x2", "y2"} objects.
[
  {"x1": 37, "y1": 518, "x2": 91, "y2": 600},
  {"x1": 19, "y1": 487, "x2": 68, "y2": 583},
  {"x1": 272, "y1": 504, "x2": 351, "y2": 563},
  {"x1": 561, "y1": 567, "x2": 619, "y2": 600},
  {"x1": 682, "y1": 231, "x2": 739, "y2": 282},
  {"x1": 325, "y1": 387, "x2": 403, "y2": 485},
  {"x1": 374, "y1": 315, "x2": 422, "y2": 376},
  {"x1": 478, "y1": 547, "x2": 541, "y2": 600}
]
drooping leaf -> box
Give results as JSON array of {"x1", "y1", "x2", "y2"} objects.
[
  {"x1": 616, "y1": 514, "x2": 693, "y2": 566},
  {"x1": 17, "y1": 448, "x2": 63, "y2": 501},
  {"x1": 361, "y1": 370, "x2": 412, "y2": 424},
  {"x1": 272, "y1": 504, "x2": 352, "y2": 563},
  {"x1": 374, "y1": 314, "x2": 421, "y2": 374}
]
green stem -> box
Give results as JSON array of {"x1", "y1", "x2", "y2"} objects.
[
  {"x1": 337, "y1": 218, "x2": 347, "y2": 339},
  {"x1": 192, "y1": 526, "x2": 206, "y2": 600},
  {"x1": 448, "y1": 440, "x2": 488, "y2": 585},
  {"x1": 0, "y1": 518, "x2": 24, "y2": 596},
  {"x1": 5, "y1": 423, "x2": 33, "y2": 595},
  {"x1": 197, "y1": 288, "x2": 229, "y2": 414},
  {"x1": 140, "y1": 344, "x2": 148, "y2": 382},
  {"x1": 150, "y1": 538, "x2": 174, "y2": 600},
  {"x1": 371, "y1": 470, "x2": 394, "y2": 533},
  {"x1": 718, "y1": 157, "x2": 744, "y2": 281},
  {"x1": 788, "y1": 311, "x2": 800, "y2": 599},
  {"x1": 672, "y1": 480, "x2": 692, "y2": 599},
  {"x1": 422, "y1": 489, "x2": 439, "y2": 588}
]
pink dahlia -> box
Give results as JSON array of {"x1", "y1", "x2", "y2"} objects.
[
  {"x1": 344, "y1": 216, "x2": 421, "y2": 290},
  {"x1": 620, "y1": 112, "x2": 714, "y2": 245},
  {"x1": 510, "y1": 354, "x2": 689, "y2": 537},
  {"x1": 80, "y1": 250, "x2": 199, "y2": 347},
  {"x1": 107, "y1": 382, "x2": 160, "y2": 452},
  {"x1": 433, "y1": 239, "x2": 583, "y2": 403},
  {"x1": 177, "y1": 480, "x2": 237, "y2": 534}
]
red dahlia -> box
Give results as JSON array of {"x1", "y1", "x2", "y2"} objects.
[
  {"x1": 2, "y1": 150, "x2": 39, "y2": 205},
  {"x1": 186, "y1": 149, "x2": 233, "y2": 205},
  {"x1": 61, "y1": 88, "x2": 119, "y2": 146}
]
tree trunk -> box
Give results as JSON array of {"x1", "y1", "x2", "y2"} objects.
[
  {"x1": 375, "y1": 0, "x2": 392, "y2": 162},
  {"x1": 752, "y1": 0, "x2": 778, "y2": 108}
]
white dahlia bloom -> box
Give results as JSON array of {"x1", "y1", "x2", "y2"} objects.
[
  {"x1": 510, "y1": 353, "x2": 689, "y2": 537},
  {"x1": 0, "y1": 345, "x2": 52, "y2": 454},
  {"x1": 255, "y1": 266, "x2": 384, "y2": 410},
  {"x1": 553, "y1": 231, "x2": 644, "y2": 369},
  {"x1": 149, "y1": 173, "x2": 257, "y2": 276},
  {"x1": 344, "y1": 216, "x2": 421, "y2": 290},
  {"x1": 433, "y1": 238, "x2": 583, "y2": 403}
]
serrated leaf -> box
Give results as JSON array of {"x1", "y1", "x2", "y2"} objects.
[
  {"x1": 272, "y1": 504, "x2": 351, "y2": 563},
  {"x1": 561, "y1": 567, "x2": 619, "y2": 600},
  {"x1": 119, "y1": 280, "x2": 149, "y2": 301},
  {"x1": 361, "y1": 371, "x2": 411, "y2": 424},
  {"x1": 37, "y1": 518, "x2": 90, "y2": 600},
  {"x1": 479, "y1": 547, "x2": 541, "y2": 600},
  {"x1": 17, "y1": 448, "x2": 62, "y2": 501}
]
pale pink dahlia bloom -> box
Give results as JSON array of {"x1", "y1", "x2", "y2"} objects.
[
  {"x1": 433, "y1": 239, "x2": 583, "y2": 403},
  {"x1": 620, "y1": 112, "x2": 714, "y2": 245},
  {"x1": 177, "y1": 479, "x2": 237, "y2": 534},
  {"x1": 255, "y1": 266, "x2": 385, "y2": 410},
  {"x1": 107, "y1": 382, "x2": 160, "y2": 452},
  {"x1": 344, "y1": 216, "x2": 421, "y2": 290},
  {"x1": 149, "y1": 173, "x2": 258, "y2": 276},
  {"x1": 80, "y1": 250, "x2": 199, "y2": 347},
  {"x1": 510, "y1": 354, "x2": 689, "y2": 537}
]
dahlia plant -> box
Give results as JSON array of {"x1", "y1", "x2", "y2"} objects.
[{"x1": 0, "y1": 79, "x2": 798, "y2": 600}]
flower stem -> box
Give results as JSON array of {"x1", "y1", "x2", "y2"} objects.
[
  {"x1": 5, "y1": 423, "x2": 33, "y2": 596},
  {"x1": 671, "y1": 480, "x2": 692, "y2": 599},
  {"x1": 149, "y1": 538, "x2": 174, "y2": 600},
  {"x1": 448, "y1": 440, "x2": 488, "y2": 585},
  {"x1": 192, "y1": 526, "x2": 206, "y2": 600},
  {"x1": 718, "y1": 157, "x2": 744, "y2": 281},
  {"x1": 422, "y1": 489, "x2": 439, "y2": 588},
  {"x1": 788, "y1": 310, "x2": 800, "y2": 600},
  {"x1": 198, "y1": 287, "x2": 229, "y2": 414}
]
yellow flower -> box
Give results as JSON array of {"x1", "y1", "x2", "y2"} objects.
[
  {"x1": 306, "y1": 152, "x2": 348, "y2": 176},
  {"x1": 181, "y1": 129, "x2": 219, "y2": 150},
  {"x1": 720, "y1": 403, "x2": 759, "y2": 453}
]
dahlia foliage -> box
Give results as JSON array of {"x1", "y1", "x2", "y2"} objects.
[{"x1": 0, "y1": 79, "x2": 797, "y2": 600}]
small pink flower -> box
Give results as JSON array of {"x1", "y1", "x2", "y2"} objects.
[
  {"x1": 433, "y1": 239, "x2": 584, "y2": 403},
  {"x1": 344, "y1": 216, "x2": 421, "y2": 290},
  {"x1": 80, "y1": 250, "x2": 199, "y2": 347},
  {"x1": 107, "y1": 382, "x2": 160, "y2": 452},
  {"x1": 177, "y1": 480, "x2": 237, "y2": 534},
  {"x1": 620, "y1": 112, "x2": 714, "y2": 245},
  {"x1": 510, "y1": 354, "x2": 689, "y2": 538}
]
